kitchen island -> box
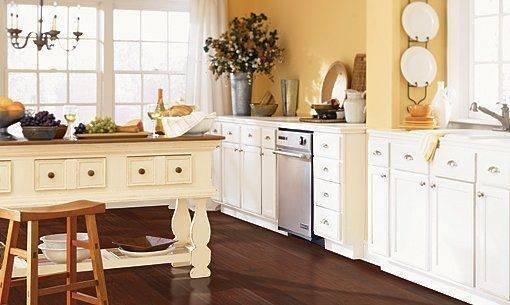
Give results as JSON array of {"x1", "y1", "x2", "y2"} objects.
[{"x1": 0, "y1": 135, "x2": 223, "y2": 279}]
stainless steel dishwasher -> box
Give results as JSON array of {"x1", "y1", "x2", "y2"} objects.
[{"x1": 274, "y1": 129, "x2": 314, "y2": 240}]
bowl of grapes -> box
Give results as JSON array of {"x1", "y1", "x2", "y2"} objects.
[{"x1": 20, "y1": 111, "x2": 62, "y2": 141}]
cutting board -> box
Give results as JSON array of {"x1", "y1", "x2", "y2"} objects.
[{"x1": 76, "y1": 132, "x2": 150, "y2": 140}]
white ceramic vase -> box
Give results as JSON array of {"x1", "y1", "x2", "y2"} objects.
[
  {"x1": 431, "y1": 81, "x2": 452, "y2": 128},
  {"x1": 344, "y1": 89, "x2": 366, "y2": 123}
]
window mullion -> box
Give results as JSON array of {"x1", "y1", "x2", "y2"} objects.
[{"x1": 102, "y1": 0, "x2": 115, "y2": 118}]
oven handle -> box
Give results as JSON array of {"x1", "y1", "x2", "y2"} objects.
[{"x1": 273, "y1": 150, "x2": 312, "y2": 161}]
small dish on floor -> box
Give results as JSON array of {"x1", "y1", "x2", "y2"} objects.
[
  {"x1": 112, "y1": 235, "x2": 176, "y2": 252},
  {"x1": 118, "y1": 246, "x2": 173, "y2": 258}
]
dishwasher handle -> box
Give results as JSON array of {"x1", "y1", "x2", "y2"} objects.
[{"x1": 273, "y1": 150, "x2": 312, "y2": 161}]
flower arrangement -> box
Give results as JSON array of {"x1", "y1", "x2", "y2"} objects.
[{"x1": 203, "y1": 13, "x2": 284, "y2": 81}]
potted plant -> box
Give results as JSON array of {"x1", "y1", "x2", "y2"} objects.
[{"x1": 204, "y1": 13, "x2": 284, "y2": 116}]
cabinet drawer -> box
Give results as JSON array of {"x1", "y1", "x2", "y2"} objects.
[
  {"x1": 241, "y1": 125, "x2": 261, "y2": 147},
  {"x1": 314, "y1": 205, "x2": 341, "y2": 241},
  {"x1": 261, "y1": 128, "x2": 276, "y2": 150},
  {"x1": 391, "y1": 143, "x2": 428, "y2": 174},
  {"x1": 314, "y1": 157, "x2": 342, "y2": 183},
  {"x1": 127, "y1": 157, "x2": 156, "y2": 186},
  {"x1": 432, "y1": 147, "x2": 475, "y2": 182},
  {"x1": 478, "y1": 152, "x2": 510, "y2": 188},
  {"x1": 0, "y1": 161, "x2": 11, "y2": 193},
  {"x1": 166, "y1": 155, "x2": 192, "y2": 184},
  {"x1": 77, "y1": 158, "x2": 106, "y2": 189},
  {"x1": 210, "y1": 122, "x2": 221, "y2": 136},
  {"x1": 314, "y1": 179, "x2": 342, "y2": 212},
  {"x1": 314, "y1": 133, "x2": 342, "y2": 159},
  {"x1": 35, "y1": 159, "x2": 66, "y2": 191},
  {"x1": 222, "y1": 123, "x2": 240, "y2": 143},
  {"x1": 368, "y1": 137, "x2": 389, "y2": 167}
]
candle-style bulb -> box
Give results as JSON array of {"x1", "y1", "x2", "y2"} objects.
[
  {"x1": 52, "y1": 15, "x2": 57, "y2": 31},
  {"x1": 9, "y1": 13, "x2": 13, "y2": 29},
  {"x1": 76, "y1": 16, "x2": 80, "y2": 32},
  {"x1": 15, "y1": 14, "x2": 18, "y2": 30}
]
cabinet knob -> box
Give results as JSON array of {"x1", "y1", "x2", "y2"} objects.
[
  {"x1": 322, "y1": 167, "x2": 329, "y2": 173},
  {"x1": 430, "y1": 184, "x2": 436, "y2": 189},
  {"x1": 227, "y1": 131, "x2": 233, "y2": 135},
  {"x1": 477, "y1": 192, "x2": 485, "y2": 198},
  {"x1": 488, "y1": 166, "x2": 500, "y2": 174},
  {"x1": 373, "y1": 150, "x2": 382, "y2": 156},
  {"x1": 419, "y1": 181, "x2": 426, "y2": 187},
  {"x1": 47, "y1": 172, "x2": 55, "y2": 179},
  {"x1": 320, "y1": 219, "x2": 330, "y2": 226},
  {"x1": 213, "y1": 129, "x2": 218, "y2": 133},
  {"x1": 265, "y1": 136, "x2": 271, "y2": 140},
  {"x1": 322, "y1": 143, "x2": 329, "y2": 149},
  {"x1": 404, "y1": 154, "x2": 414, "y2": 161},
  {"x1": 322, "y1": 192, "x2": 330, "y2": 198},
  {"x1": 447, "y1": 160, "x2": 458, "y2": 168},
  {"x1": 175, "y1": 167, "x2": 182, "y2": 174},
  {"x1": 380, "y1": 174, "x2": 387, "y2": 179},
  {"x1": 239, "y1": 149, "x2": 244, "y2": 152},
  {"x1": 87, "y1": 170, "x2": 95, "y2": 177},
  {"x1": 248, "y1": 133, "x2": 253, "y2": 138},
  {"x1": 138, "y1": 168, "x2": 146, "y2": 175}
]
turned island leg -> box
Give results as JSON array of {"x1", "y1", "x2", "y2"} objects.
[
  {"x1": 189, "y1": 198, "x2": 211, "y2": 278},
  {"x1": 171, "y1": 198, "x2": 192, "y2": 268}
]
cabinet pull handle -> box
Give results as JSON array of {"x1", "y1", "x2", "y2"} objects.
[
  {"x1": 380, "y1": 174, "x2": 387, "y2": 179},
  {"x1": 447, "y1": 160, "x2": 458, "y2": 168},
  {"x1": 87, "y1": 170, "x2": 95, "y2": 177},
  {"x1": 322, "y1": 143, "x2": 329, "y2": 149},
  {"x1": 320, "y1": 219, "x2": 330, "y2": 226},
  {"x1": 419, "y1": 181, "x2": 426, "y2": 187},
  {"x1": 404, "y1": 154, "x2": 414, "y2": 161},
  {"x1": 234, "y1": 148, "x2": 239, "y2": 152},
  {"x1": 239, "y1": 149, "x2": 244, "y2": 152},
  {"x1": 265, "y1": 136, "x2": 271, "y2": 140},
  {"x1": 477, "y1": 192, "x2": 485, "y2": 198},
  {"x1": 373, "y1": 150, "x2": 382, "y2": 156},
  {"x1": 227, "y1": 131, "x2": 233, "y2": 135},
  {"x1": 322, "y1": 167, "x2": 329, "y2": 173},
  {"x1": 488, "y1": 166, "x2": 500, "y2": 174},
  {"x1": 248, "y1": 133, "x2": 253, "y2": 138},
  {"x1": 47, "y1": 172, "x2": 55, "y2": 179},
  {"x1": 430, "y1": 184, "x2": 436, "y2": 189},
  {"x1": 175, "y1": 167, "x2": 182, "y2": 174},
  {"x1": 138, "y1": 168, "x2": 146, "y2": 175},
  {"x1": 322, "y1": 192, "x2": 330, "y2": 198},
  {"x1": 213, "y1": 129, "x2": 218, "y2": 133}
]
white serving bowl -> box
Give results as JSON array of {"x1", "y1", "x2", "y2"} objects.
[
  {"x1": 40, "y1": 233, "x2": 89, "y2": 249},
  {"x1": 38, "y1": 243, "x2": 90, "y2": 264},
  {"x1": 186, "y1": 113, "x2": 217, "y2": 135}
]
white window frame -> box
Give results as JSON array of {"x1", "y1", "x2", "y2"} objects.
[
  {"x1": 0, "y1": 0, "x2": 189, "y2": 121},
  {"x1": 448, "y1": 0, "x2": 507, "y2": 125}
]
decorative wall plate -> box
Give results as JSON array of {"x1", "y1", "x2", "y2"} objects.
[
  {"x1": 321, "y1": 61, "x2": 349, "y2": 103},
  {"x1": 402, "y1": 2, "x2": 439, "y2": 42},
  {"x1": 401, "y1": 46, "x2": 437, "y2": 87}
]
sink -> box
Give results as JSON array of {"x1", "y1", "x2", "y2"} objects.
[{"x1": 441, "y1": 129, "x2": 510, "y2": 140}]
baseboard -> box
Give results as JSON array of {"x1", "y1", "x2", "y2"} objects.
[{"x1": 220, "y1": 205, "x2": 285, "y2": 234}]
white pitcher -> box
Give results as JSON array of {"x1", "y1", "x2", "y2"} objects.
[
  {"x1": 431, "y1": 81, "x2": 452, "y2": 128},
  {"x1": 344, "y1": 89, "x2": 366, "y2": 123}
]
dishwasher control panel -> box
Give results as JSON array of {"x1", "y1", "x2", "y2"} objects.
[{"x1": 276, "y1": 129, "x2": 313, "y2": 153}]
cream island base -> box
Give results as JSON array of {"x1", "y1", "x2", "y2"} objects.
[{"x1": 0, "y1": 135, "x2": 223, "y2": 279}]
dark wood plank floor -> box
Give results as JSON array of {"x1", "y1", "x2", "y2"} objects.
[{"x1": 0, "y1": 206, "x2": 467, "y2": 305}]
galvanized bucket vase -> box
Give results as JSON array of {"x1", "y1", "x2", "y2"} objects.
[{"x1": 230, "y1": 73, "x2": 252, "y2": 116}]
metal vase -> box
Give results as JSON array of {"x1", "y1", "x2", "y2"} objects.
[
  {"x1": 281, "y1": 79, "x2": 299, "y2": 116},
  {"x1": 230, "y1": 73, "x2": 252, "y2": 116}
]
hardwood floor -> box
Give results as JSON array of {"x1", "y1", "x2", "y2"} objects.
[{"x1": 0, "y1": 206, "x2": 467, "y2": 305}]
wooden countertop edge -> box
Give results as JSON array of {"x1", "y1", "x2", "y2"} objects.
[{"x1": 0, "y1": 135, "x2": 225, "y2": 146}]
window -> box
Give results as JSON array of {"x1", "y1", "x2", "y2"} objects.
[
  {"x1": 449, "y1": 0, "x2": 510, "y2": 123},
  {"x1": 113, "y1": 9, "x2": 189, "y2": 126},
  {"x1": 6, "y1": 3, "x2": 100, "y2": 124}
]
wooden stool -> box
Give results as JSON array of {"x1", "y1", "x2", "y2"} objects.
[{"x1": 0, "y1": 200, "x2": 109, "y2": 305}]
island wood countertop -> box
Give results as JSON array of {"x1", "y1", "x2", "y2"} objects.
[{"x1": 0, "y1": 135, "x2": 224, "y2": 146}]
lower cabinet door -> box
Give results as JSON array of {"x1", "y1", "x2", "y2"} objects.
[
  {"x1": 212, "y1": 143, "x2": 222, "y2": 201},
  {"x1": 241, "y1": 146, "x2": 262, "y2": 214},
  {"x1": 476, "y1": 186, "x2": 510, "y2": 300},
  {"x1": 261, "y1": 148, "x2": 276, "y2": 219},
  {"x1": 390, "y1": 170, "x2": 429, "y2": 270},
  {"x1": 367, "y1": 166, "x2": 390, "y2": 257},
  {"x1": 222, "y1": 143, "x2": 241, "y2": 207},
  {"x1": 430, "y1": 177, "x2": 475, "y2": 287}
]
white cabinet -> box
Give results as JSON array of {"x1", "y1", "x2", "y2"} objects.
[
  {"x1": 430, "y1": 177, "x2": 475, "y2": 287},
  {"x1": 367, "y1": 166, "x2": 389, "y2": 257},
  {"x1": 261, "y1": 148, "x2": 276, "y2": 219},
  {"x1": 390, "y1": 169, "x2": 429, "y2": 271},
  {"x1": 476, "y1": 186, "x2": 510, "y2": 300},
  {"x1": 222, "y1": 143, "x2": 241, "y2": 207},
  {"x1": 241, "y1": 146, "x2": 262, "y2": 214}
]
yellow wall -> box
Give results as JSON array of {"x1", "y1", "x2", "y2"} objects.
[
  {"x1": 228, "y1": 0, "x2": 366, "y2": 117},
  {"x1": 228, "y1": 0, "x2": 447, "y2": 127}
]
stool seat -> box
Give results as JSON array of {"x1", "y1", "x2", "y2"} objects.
[{"x1": 0, "y1": 200, "x2": 105, "y2": 222}]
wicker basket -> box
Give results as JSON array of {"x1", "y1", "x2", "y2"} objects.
[{"x1": 351, "y1": 54, "x2": 366, "y2": 92}]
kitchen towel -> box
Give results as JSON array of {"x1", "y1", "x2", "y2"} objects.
[
  {"x1": 416, "y1": 130, "x2": 448, "y2": 162},
  {"x1": 161, "y1": 111, "x2": 208, "y2": 138}
]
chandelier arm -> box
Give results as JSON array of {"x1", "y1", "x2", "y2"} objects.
[{"x1": 10, "y1": 32, "x2": 37, "y2": 49}]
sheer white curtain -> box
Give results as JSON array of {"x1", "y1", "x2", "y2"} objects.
[{"x1": 186, "y1": 0, "x2": 231, "y2": 114}]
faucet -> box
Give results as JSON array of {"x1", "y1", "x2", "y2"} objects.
[{"x1": 470, "y1": 102, "x2": 510, "y2": 131}]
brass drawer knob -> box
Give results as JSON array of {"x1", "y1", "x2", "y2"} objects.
[
  {"x1": 88, "y1": 170, "x2": 95, "y2": 177},
  {"x1": 47, "y1": 172, "x2": 55, "y2": 179},
  {"x1": 138, "y1": 168, "x2": 146, "y2": 175},
  {"x1": 175, "y1": 167, "x2": 183, "y2": 174}
]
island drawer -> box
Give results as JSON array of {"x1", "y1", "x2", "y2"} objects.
[
  {"x1": 166, "y1": 155, "x2": 192, "y2": 184},
  {"x1": 314, "y1": 205, "x2": 341, "y2": 241},
  {"x1": 241, "y1": 125, "x2": 261, "y2": 147},
  {"x1": 77, "y1": 158, "x2": 106, "y2": 189},
  {"x1": 222, "y1": 123, "x2": 240, "y2": 143},
  {"x1": 127, "y1": 157, "x2": 156, "y2": 186},
  {"x1": 314, "y1": 133, "x2": 342, "y2": 159},
  {"x1": 35, "y1": 159, "x2": 66, "y2": 191},
  {"x1": 314, "y1": 157, "x2": 342, "y2": 183},
  {"x1": 0, "y1": 161, "x2": 11, "y2": 193}
]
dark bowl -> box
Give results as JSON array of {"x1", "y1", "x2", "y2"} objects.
[
  {"x1": 22, "y1": 126, "x2": 57, "y2": 141},
  {"x1": 54, "y1": 125, "x2": 67, "y2": 139}
]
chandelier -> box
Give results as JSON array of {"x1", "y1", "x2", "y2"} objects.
[{"x1": 6, "y1": 0, "x2": 83, "y2": 51}]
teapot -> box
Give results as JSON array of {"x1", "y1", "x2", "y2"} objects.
[{"x1": 344, "y1": 89, "x2": 366, "y2": 123}]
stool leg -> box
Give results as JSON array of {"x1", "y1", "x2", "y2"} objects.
[
  {"x1": 0, "y1": 220, "x2": 20, "y2": 304},
  {"x1": 85, "y1": 215, "x2": 109, "y2": 305},
  {"x1": 26, "y1": 221, "x2": 39, "y2": 305},
  {"x1": 66, "y1": 217, "x2": 77, "y2": 305}
]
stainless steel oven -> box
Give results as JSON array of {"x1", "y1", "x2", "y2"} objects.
[{"x1": 274, "y1": 129, "x2": 314, "y2": 240}]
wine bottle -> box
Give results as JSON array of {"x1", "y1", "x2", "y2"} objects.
[{"x1": 155, "y1": 88, "x2": 166, "y2": 135}]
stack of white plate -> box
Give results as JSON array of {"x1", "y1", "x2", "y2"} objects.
[{"x1": 38, "y1": 233, "x2": 91, "y2": 264}]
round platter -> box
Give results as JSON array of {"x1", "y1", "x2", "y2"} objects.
[
  {"x1": 401, "y1": 46, "x2": 437, "y2": 87},
  {"x1": 402, "y1": 1, "x2": 439, "y2": 42},
  {"x1": 118, "y1": 246, "x2": 173, "y2": 258}
]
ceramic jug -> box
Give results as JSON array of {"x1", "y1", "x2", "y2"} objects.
[
  {"x1": 431, "y1": 81, "x2": 452, "y2": 128},
  {"x1": 344, "y1": 89, "x2": 366, "y2": 123}
]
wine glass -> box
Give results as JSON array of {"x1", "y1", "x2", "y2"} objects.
[
  {"x1": 146, "y1": 104, "x2": 161, "y2": 138},
  {"x1": 63, "y1": 105, "x2": 77, "y2": 141}
]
